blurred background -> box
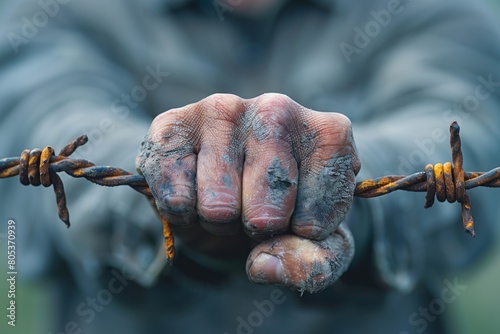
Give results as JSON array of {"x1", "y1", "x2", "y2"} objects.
[{"x1": 1, "y1": 0, "x2": 500, "y2": 333}]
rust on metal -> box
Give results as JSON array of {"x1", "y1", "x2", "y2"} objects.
[
  {"x1": 1, "y1": 122, "x2": 499, "y2": 263},
  {"x1": 354, "y1": 122, "x2": 500, "y2": 237}
]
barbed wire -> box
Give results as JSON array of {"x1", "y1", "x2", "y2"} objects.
[
  {"x1": 1, "y1": 121, "x2": 499, "y2": 264},
  {"x1": 355, "y1": 122, "x2": 500, "y2": 237}
]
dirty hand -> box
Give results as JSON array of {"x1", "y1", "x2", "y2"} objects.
[{"x1": 138, "y1": 93, "x2": 360, "y2": 293}]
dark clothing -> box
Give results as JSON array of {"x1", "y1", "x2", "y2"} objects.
[{"x1": 1, "y1": 0, "x2": 499, "y2": 333}]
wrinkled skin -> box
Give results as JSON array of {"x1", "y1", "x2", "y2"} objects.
[{"x1": 138, "y1": 93, "x2": 360, "y2": 293}]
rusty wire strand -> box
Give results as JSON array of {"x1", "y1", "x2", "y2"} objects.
[
  {"x1": 1, "y1": 122, "x2": 499, "y2": 263},
  {"x1": 354, "y1": 122, "x2": 500, "y2": 237}
]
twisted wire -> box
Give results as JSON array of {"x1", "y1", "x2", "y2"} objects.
[
  {"x1": 354, "y1": 122, "x2": 500, "y2": 236},
  {"x1": 0, "y1": 135, "x2": 174, "y2": 264},
  {"x1": 1, "y1": 122, "x2": 499, "y2": 262}
]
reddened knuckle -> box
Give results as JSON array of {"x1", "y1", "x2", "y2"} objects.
[
  {"x1": 332, "y1": 112, "x2": 352, "y2": 127},
  {"x1": 198, "y1": 204, "x2": 239, "y2": 223},
  {"x1": 256, "y1": 93, "x2": 293, "y2": 111},
  {"x1": 317, "y1": 113, "x2": 353, "y2": 146},
  {"x1": 157, "y1": 195, "x2": 194, "y2": 216},
  {"x1": 203, "y1": 92, "x2": 240, "y2": 103},
  {"x1": 149, "y1": 110, "x2": 174, "y2": 137},
  {"x1": 200, "y1": 93, "x2": 243, "y2": 122},
  {"x1": 198, "y1": 93, "x2": 220, "y2": 111},
  {"x1": 327, "y1": 112, "x2": 352, "y2": 132},
  {"x1": 252, "y1": 94, "x2": 297, "y2": 136},
  {"x1": 243, "y1": 204, "x2": 289, "y2": 232},
  {"x1": 149, "y1": 107, "x2": 190, "y2": 141}
]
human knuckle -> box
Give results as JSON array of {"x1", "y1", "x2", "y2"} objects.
[
  {"x1": 255, "y1": 94, "x2": 294, "y2": 121},
  {"x1": 249, "y1": 97, "x2": 297, "y2": 143},
  {"x1": 150, "y1": 108, "x2": 182, "y2": 133},
  {"x1": 148, "y1": 108, "x2": 195, "y2": 146},
  {"x1": 330, "y1": 112, "x2": 352, "y2": 128},
  {"x1": 197, "y1": 185, "x2": 240, "y2": 220},
  {"x1": 198, "y1": 202, "x2": 240, "y2": 223},
  {"x1": 257, "y1": 92, "x2": 293, "y2": 108},
  {"x1": 311, "y1": 132, "x2": 352, "y2": 160},
  {"x1": 318, "y1": 114, "x2": 359, "y2": 173},
  {"x1": 318, "y1": 113, "x2": 352, "y2": 142},
  {"x1": 292, "y1": 224, "x2": 331, "y2": 240},
  {"x1": 256, "y1": 105, "x2": 290, "y2": 124},
  {"x1": 157, "y1": 193, "x2": 195, "y2": 216},
  {"x1": 244, "y1": 205, "x2": 289, "y2": 231},
  {"x1": 199, "y1": 93, "x2": 243, "y2": 123},
  {"x1": 203, "y1": 92, "x2": 240, "y2": 104}
]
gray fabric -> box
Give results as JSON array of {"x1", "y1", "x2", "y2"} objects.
[{"x1": 1, "y1": 0, "x2": 499, "y2": 333}]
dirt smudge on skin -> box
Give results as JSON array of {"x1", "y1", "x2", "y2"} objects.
[
  {"x1": 252, "y1": 119, "x2": 269, "y2": 142},
  {"x1": 221, "y1": 154, "x2": 232, "y2": 164},
  {"x1": 294, "y1": 154, "x2": 355, "y2": 237},
  {"x1": 138, "y1": 134, "x2": 196, "y2": 217},
  {"x1": 266, "y1": 157, "x2": 297, "y2": 206},
  {"x1": 222, "y1": 174, "x2": 232, "y2": 188}
]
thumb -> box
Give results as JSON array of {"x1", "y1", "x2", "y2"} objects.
[{"x1": 245, "y1": 222, "x2": 355, "y2": 293}]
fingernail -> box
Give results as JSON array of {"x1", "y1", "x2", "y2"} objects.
[{"x1": 248, "y1": 253, "x2": 284, "y2": 284}]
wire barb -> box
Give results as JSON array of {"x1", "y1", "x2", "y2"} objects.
[
  {"x1": 1, "y1": 122, "x2": 499, "y2": 263},
  {"x1": 354, "y1": 121, "x2": 500, "y2": 236}
]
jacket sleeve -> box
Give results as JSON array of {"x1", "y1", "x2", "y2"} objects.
[
  {"x1": 348, "y1": 0, "x2": 500, "y2": 291},
  {"x1": 0, "y1": 0, "x2": 166, "y2": 289}
]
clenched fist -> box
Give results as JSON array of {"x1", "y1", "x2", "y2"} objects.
[{"x1": 138, "y1": 93, "x2": 360, "y2": 293}]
